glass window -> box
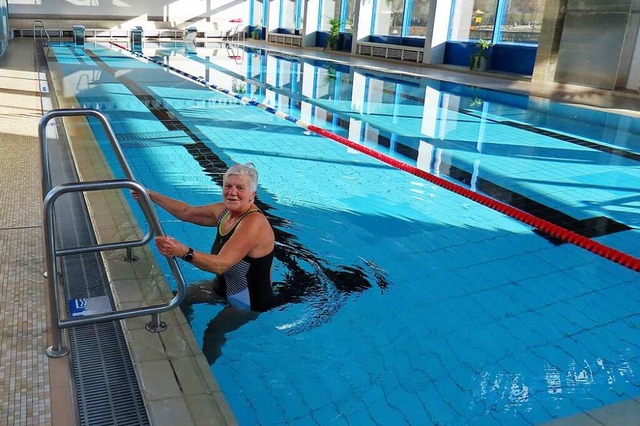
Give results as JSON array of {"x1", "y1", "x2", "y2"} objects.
[
  {"x1": 449, "y1": 0, "x2": 497, "y2": 41},
  {"x1": 408, "y1": 0, "x2": 430, "y2": 36},
  {"x1": 498, "y1": 0, "x2": 545, "y2": 44},
  {"x1": 449, "y1": 0, "x2": 545, "y2": 44},
  {"x1": 294, "y1": 0, "x2": 304, "y2": 28},
  {"x1": 343, "y1": 0, "x2": 356, "y2": 32},
  {"x1": 472, "y1": 1, "x2": 497, "y2": 41},
  {"x1": 373, "y1": 0, "x2": 405, "y2": 35}
]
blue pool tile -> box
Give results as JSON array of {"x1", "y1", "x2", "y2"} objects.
[{"x1": 307, "y1": 405, "x2": 348, "y2": 425}]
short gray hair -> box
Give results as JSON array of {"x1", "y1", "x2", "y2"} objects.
[{"x1": 224, "y1": 163, "x2": 258, "y2": 191}]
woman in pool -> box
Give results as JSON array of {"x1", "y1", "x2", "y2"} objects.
[{"x1": 146, "y1": 162, "x2": 275, "y2": 313}]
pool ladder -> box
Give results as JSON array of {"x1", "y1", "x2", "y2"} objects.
[
  {"x1": 33, "y1": 20, "x2": 50, "y2": 46},
  {"x1": 226, "y1": 42, "x2": 244, "y2": 64},
  {"x1": 39, "y1": 108, "x2": 187, "y2": 358},
  {"x1": 224, "y1": 24, "x2": 245, "y2": 44}
]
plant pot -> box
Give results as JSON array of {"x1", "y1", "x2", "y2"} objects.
[
  {"x1": 470, "y1": 55, "x2": 488, "y2": 71},
  {"x1": 324, "y1": 36, "x2": 339, "y2": 51}
]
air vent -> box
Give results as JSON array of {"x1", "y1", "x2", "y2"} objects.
[{"x1": 357, "y1": 42, "x2": 424, "y2": 63}]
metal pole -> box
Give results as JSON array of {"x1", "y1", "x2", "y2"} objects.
[
  {"x1": 43, "y1": 192, "x2": 69, "y2": 358},
  {"x1": 146, "y1": 313, "x2": 167, "y2": 333},
  {"x1": 123, "y1": 246, "x2": 138, "y2": 262}
]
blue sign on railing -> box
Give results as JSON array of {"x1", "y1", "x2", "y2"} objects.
[{"x1": 68, "y1": 296, "x2": 111, "y2": 317}]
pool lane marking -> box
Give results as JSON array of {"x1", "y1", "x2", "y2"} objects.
[{"x1": 109, "y1": 42, "x2": 640, "y2": 273}]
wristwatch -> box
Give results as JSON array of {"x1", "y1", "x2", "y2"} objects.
[{"x1": 181, "y1": 247, "x2": 194, "y2": 263}]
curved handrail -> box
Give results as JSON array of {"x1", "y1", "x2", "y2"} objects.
[
  {"x1": 226, "y1": 43, "x2": 244, "y2": 64},
  {"x1": 33, "y1": 20, "x2": 50, "y2": 45},
  {"x1": 38, "y1": 109, "x2": 154, "y2": 252},
  {"x1": 225, "y1": 24, "x2": 245, "y2": 44},
  {"x1": 39, "y1": 108, "x2": 187, "y2": 357},
  {"x1": 39, "y1": 108, "x2": 135, "y2": 196},
  {"x1": 43, "y1": 180, "x2": 186, "y2": 326}
]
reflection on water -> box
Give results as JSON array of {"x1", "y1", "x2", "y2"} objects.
[
  {"x1": 272, "y1": 254, "x2": 391, "y2": 335},
  {"x1": 474, "y1": 358, "x2": 636, "y2": 416},
  {"x1": 473, "y1": 355, "x2": 636, "y2": 417}
]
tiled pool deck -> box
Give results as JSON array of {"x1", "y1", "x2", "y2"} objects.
[{"x1": 0, "y1": 37, "x2": 639, "y2": 425}]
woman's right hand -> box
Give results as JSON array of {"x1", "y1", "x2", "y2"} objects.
[
  {"x1": 156, "y1": 236, "x2": 188, "y2": 258},
  {"x1": 131, "y1": 189, "x2": 156, "y2": 203}
]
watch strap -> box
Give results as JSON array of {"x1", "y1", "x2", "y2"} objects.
[{"x1": 181, "y1": 247, "x2": 194, "y2": 262}]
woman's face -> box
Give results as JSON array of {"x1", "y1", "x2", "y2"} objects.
[{"x1": 222, "y1": 174, "x2": 255, "y2": 212}]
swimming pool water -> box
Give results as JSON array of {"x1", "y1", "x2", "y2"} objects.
[
  {"x1": 149, "y1": 43, "x2": 640, "y2": 253},
  {"x1": 48, "y1": 42, "x2": 640, "y2": 425}
]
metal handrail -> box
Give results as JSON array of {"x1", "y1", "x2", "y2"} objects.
[
  {"x1": 39, "y1": 109, "x2": 152, "y2": 269},
  {"x1": 226, "y1": 43, "x2": 244, "y2": 64},
  {"x1": 38, "y1": 108, "x2": 187, "y2": 358},
  {"x1": 33, "y1": 20, "x2": 50, "y2": 45},
  {"x1": 39, "y1": 108, "x2": 135, "y2": 196},
  {"x1": 226, "y1": 24, "x2": 245, "y2": 44}
]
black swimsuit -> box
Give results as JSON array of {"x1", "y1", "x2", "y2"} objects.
[{"x1": 210, "y1": 209, "x2": 274, "y2": 312}]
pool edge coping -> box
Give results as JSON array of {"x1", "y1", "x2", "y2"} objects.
[{"x1": 47, "y1": 59, "x2": 238, "y2": 425}]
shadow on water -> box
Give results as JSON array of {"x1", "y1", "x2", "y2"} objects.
[{"x1": 178, "y1": 137, "x2": 393, "y2": 358}]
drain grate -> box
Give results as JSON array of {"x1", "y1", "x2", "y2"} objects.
[
  {"x1": 38, "y1": 41, "x2": 151, "y2": 426},
  {"x1": 70, "y1": 324, "x2": 149, "y2": 426}
]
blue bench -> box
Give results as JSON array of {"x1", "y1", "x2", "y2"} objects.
[
  {"x1": 268, "y1": 28, "x2": 303, "y2": 46},
  {"x1": 357, "y1": 35, "x2": 425, "y2": 62}
]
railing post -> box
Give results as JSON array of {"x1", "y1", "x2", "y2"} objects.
[
  {"x1": 123, "y1": 246, "x2": 138, "y2": 262},
  {"x1": 43, "y1": 192, "x2": 69, "y2": 358},
  {"x1": 146, "y1": 313, "x2": 167, "y2": 333}
]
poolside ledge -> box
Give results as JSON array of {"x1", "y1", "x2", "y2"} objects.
[{"x1": 49, "y1": 63, "x2": 237, "y2": 426}]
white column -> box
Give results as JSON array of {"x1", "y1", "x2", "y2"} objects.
[
  {"x1": 449, "y1": 0, "x2": 473, "y2": 40},
  {"x1": 626, "y1": 23, "x2": 640, "y2": 91},
  {"x1": 303, "y1": 0, "x2": 320, "y2": 47},
  {"x1": 346, "y1": 72, "x2": 367, "y2": 151},
  {"x1": 423, "y1": 0, "x2": 454, "y2": 64},
  {"x1": 420, "y1": 85, "x2": 441, "y2": 138},
  {"x1": 300, "y1": 63, "x2": 316, "y2": 123},
  {"x1": 352, "y1": 0, "x2": 374, "y2": 53},
  {"x1": 268, "y1": 0, "x2": 280, "y2": 32}
]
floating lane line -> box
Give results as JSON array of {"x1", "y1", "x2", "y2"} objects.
[{"x1": 109, "y1": 41, "x2": 640, "y2": 273}]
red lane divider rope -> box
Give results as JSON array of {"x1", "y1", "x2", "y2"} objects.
[
  {"x1": 308, "y1": 125, "x2": 640, "y2": 273},
  {"x1": 108, "y1": 41, "x2": 640, "y2": 273}
]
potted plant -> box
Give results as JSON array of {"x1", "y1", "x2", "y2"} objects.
[
  {"x1": 470, "y1": 39, "x2": 492, "y2": 71},
  {"x1": 325, "y1": 65, "x2": 337, "y2": 82},
  {"x1": 324, "y1": 18, "x2": 341, "y2": 51},
  {"x1": 467, "y1": 96, "x2": 484, "y2": 108},
  {"x1": 231, "y1": 78, "x2": 247, "y2": 94},
  {"x1": 251, "y1": 25, "x2": 262, "y2": 40}
]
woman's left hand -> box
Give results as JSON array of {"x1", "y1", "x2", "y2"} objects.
[{"x1": 155, "y1": 236, "x2": 189, "y2": 258}]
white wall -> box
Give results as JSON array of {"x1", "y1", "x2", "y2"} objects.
[
  {"x1": 8, "y1": 0, "x2": 247, "y2": 29},
  {"x1": 627, "y1": 22, "x2": 640, "y2": 91},
  {"x1": 9, "y1": 0, "x2": 165, "y2": 18}
]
